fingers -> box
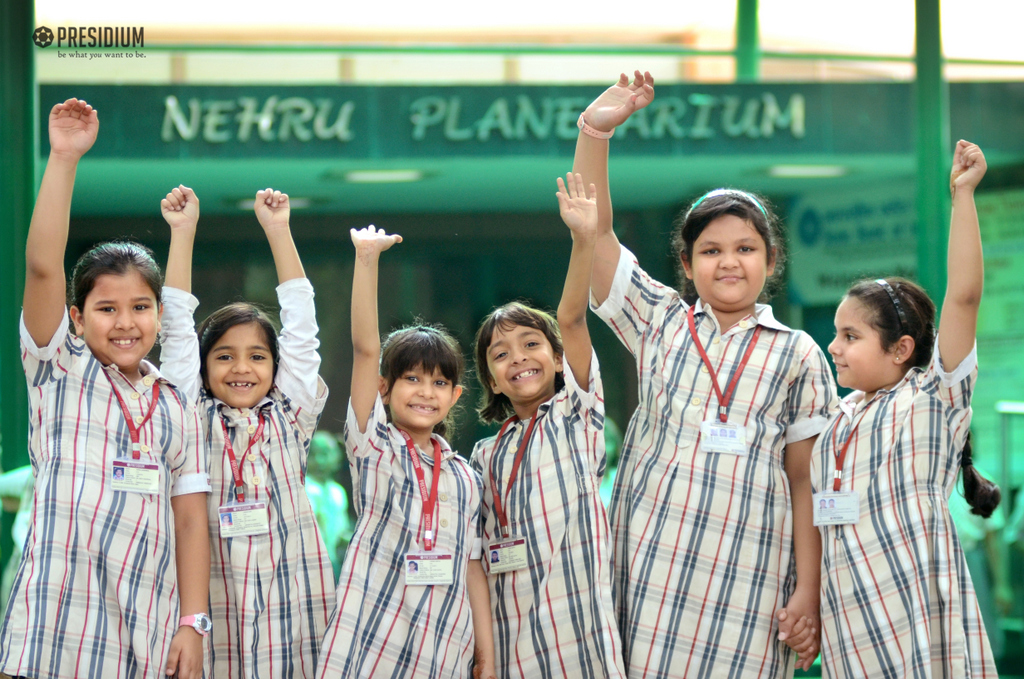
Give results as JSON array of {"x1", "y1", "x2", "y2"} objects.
[
  {"x1": 256, "y1": 188, "x2": 288, "y2": 208},
  {"x1": 775, "y1": 608, "x2": 791, "y2": 641},
  {"x1": 164, "y1": 640, "x2": 180, "y2": 676}
]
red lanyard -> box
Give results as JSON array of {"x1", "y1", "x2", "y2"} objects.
[
  {"x1": 400, "y1": 431, "x2": 443, "y2": 551},
  {"x1": 830, "y1": 407, "x2": 873, "y2": 492},
  {"x1": 489, "y1": 411, "x2": 540, "y2": 538},
  {"x1": 686, "y1": 305, "x2": 762, "y2": 423},
  {"x1": 221, "y1": 414, "x2": 265, "y2": 503},
  {"x1": 106, "y1": 373, "x2": 160, "y2": 460}
]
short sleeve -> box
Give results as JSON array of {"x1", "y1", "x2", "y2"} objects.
[
  {"x1": 551, "y1": 350, "x2": 607, "y2": 473},
  {"x1": 157, "y1": 286, "x2": 202, "y2": 404},
  {"x1": 928, "y1": 340, "x2": 978, "y2": 412},
  {"x1": 344, "y1": 393, "x2": 393, "y2": 462},
  {"x1": 275, "y1": 278, "x2": 323, "y2": 412},
  {"x1": 590, "y1": 245, "x2": 683, "y2": 357},
  {"x1": 279, "y1": 376, "x2": 329, "y2": 441},
  {"x1": 166, "y1": 384, "x2": 212, "y2": 496},
  {"x1": 785, "y1": 332, "x2": 840, "y2": 443},
  {"x1": 20, "y1": 309, "x2": 80, "y2": 388}
]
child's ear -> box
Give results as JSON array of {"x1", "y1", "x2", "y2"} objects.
[
  {"x1": 378, "y1": 375, "x2": 389, "y2": 403},
  {"x1": 766, "y1": 247, "x2": 777, "y2": 277},
  {"x1": 680, "y1": 252, "x2": 694, "y2": 280},
  {"x1": 489, "y1": 375, "x2": 501, "y2": 395},
  {"x1": 894, "y1": 335, "x2": 917, "y2": 366},
  {"x1": 450, "y1": 385, "x2": 463, "y2": 406},
  {"x1": 555, "y1": 353, "x2": 564, "y2": 373},
  {"x1": 69, "y1": 306, "x2": 86, "y2": 336}
]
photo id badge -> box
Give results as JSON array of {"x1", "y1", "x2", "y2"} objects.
[
  {"x1": 111, "y1": 458, "x2": 160, "y2": 494},
  {"x1": 813, "y1": 491, "x2": 860, "y2": 526},
  {"x1": 487, "y1": 537, "x2": 529, "y2": 574},
  {"x1": 218, "y1": 502, "x2": 270, "y2": 538},
  {"x1": 700, "y1": 421, "x2": 748, "y2": 455},
  {"x1": 404, "y1": 551, "x2": 454, "y2": 586}
]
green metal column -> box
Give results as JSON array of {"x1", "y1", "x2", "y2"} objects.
[
  {"x1": 736, "y1": 0, "x2": 760, "y2": 82},
  {"x1": 0, "y1": 1, "x2": 36, "y2": 569},
  {"x1": 914, "y1": 0, "x2": 950, "y2": 299}
]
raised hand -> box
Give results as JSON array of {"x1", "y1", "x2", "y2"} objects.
[
  {"x1": 950, "y1": 140, "x2": 987, "y2": 196},
  {"x1": 161, "y1": 185, "x2": 200, "y2": 232},
  {"x1": 582, "y1": 70, "x2": 655, "y2": 133},
  {"x1": 49, "y1": 98, "x2": 99, "y2": 160},
  {"x1": 254, "y1": 188, "x2": 290, "y2": 232},
  {"x1": 350, "y1": 225, "x2": 403, "y2": 260},
  {"x1": 556, "y1": 173, "x2": 598, "y2": 241}
]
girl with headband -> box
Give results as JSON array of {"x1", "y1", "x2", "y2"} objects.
[
  {"x1": 811, "y1": 142, "x2": 999, "y2": 677},
  {"x1": 572, "y1": 72, "x2": 838, "y2": 677}
]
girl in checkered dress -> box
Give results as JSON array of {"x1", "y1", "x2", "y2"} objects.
[
  {"x1": 0, "y1": 99, "x2": 210, "y2": 679},
  {"x1": 470, "y1": 174, "x2": 626, "y2": 678},
  {"x1": 573, "y1": 73, "x2": 838, "y2": 677},
  {"x1": 812, "y1": 141, "x2": 1000, "y2": 678},
  {"x1": 315, "y1": 227, "x2": 494, "y2": 679},
  {"x1": 159, "y1": 187, "x2": 335, "y2": 678}
]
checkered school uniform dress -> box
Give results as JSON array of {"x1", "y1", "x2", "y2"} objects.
[
  {"x1": 317, "y1": 395, "x2": 483, "y2": 679},
  {"x1": 0, "y1": 312, "x2": 209, "y2": 679},
  {"x1": 592, "y1": 246, "x2": 837, "y2": 678},
  {"x1": 159, "y1": 280, "x2": 334, "y2": 679},
  {"x1": 470, "y1": 351, "x2": 625, "y2": 678},
  {"x1": 811, "y1": 346, "x2": 998, "y2": 678}
]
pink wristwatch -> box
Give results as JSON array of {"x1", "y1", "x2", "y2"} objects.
[
  {"x1": 180, "y1": 613, "x2": 212, "y2": 637},
  {"x1": 577, "y1": 113, "x2": 615, "y2": 140}
]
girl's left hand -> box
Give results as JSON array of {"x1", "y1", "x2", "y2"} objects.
[
  {"x1": 165, "y1": 628, "x2": 203, "y2": 678},
  {"x1": 950, "y1": 140, "x2": 987, "y2": 195},
  {"x1": 161, "y1": 185, "x2": 200, "y2": 231},
  {"x1": 556, "y1": 172, "x2": 598, "y2": 241},
  {"x1": 254, "y1": 188, "x2": 290, "y2": 231}
]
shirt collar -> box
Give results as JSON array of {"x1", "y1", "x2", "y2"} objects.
[
  {"x1": 693, "y1": 299, "x2": 791, "y2": 333},
  {"x1": 104, "y1": 359, "x2": 166, "y2": 389},
  {"x1": 214, "y1": 395, "x2": 275, "y2": 424}
]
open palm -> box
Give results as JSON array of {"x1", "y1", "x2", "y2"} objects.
[
  {"x1": 583, "y1": 71, "x2": 655, "y2": 132},
  {"x1": 350, "y1": 226, "x2": 402, "y2": 255}
]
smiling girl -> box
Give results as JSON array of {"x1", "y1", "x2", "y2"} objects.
[
  {"x1": 812, "y1": 141, "x2": 999, "y2": 677},
  {"x1": 470, "y1": 173, "x2": 625, "y2": 678},
  {"x1": 572, "y1": 73, "x2": 839, "y2": 677},
  {"x1": 315, "y1": 227, "x2": 494, "y2": 679},
  {"x1": 0, "y1": 99, "x2": 210, "y2": 679},
  {"x1": 159, "y1": 187, "x2": 334, "y2": 678}
]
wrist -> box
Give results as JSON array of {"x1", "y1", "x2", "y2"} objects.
[
  {"x1": 47, "y1": 150, "x2": 83, "y2": 166},
  {"x1": 179, "y1": 612, "x2": 212, "y2": 637},
  {"x1": 577, "y1": 113, "x2": 614, "y2": 139}
]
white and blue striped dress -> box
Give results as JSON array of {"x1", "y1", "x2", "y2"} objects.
[
  {"x1": 593, "y1": 246, "x2": 837, "y2": 678},
  {"x1": 159, "y1": 279, "x2": 335, "y2": 679},
  {"x1": 316, "y1": 395, "x2": 483, "y2": 678},
  {"x1": 0, "y1": 312, "x2": 209, "y2": 679},
  {"x1": 811, "y1": 346, "x2": 998, "y2": 678},
  {"x1": 470, "y1": 351, "x2": 625, "y2": 678}
]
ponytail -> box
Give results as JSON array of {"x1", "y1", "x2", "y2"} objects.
[{"x1": 959, "y1": 434, "x2": 1001, "y2": 518}]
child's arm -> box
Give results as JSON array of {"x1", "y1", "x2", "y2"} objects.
[
  {"x1": 159, "y1": 186, "x2": 203, "y2": 402},
  {"x1": 166, "y1": 492, "x2": 210, "y2": 679},
  {"x1": 777, "y1": 436, "x2": 822, "y2": 671},
  {"x1": 255, "y1": 188, "x2": 304, "y2": 283},
  {"x1": 350, "y1": 226, "x2": 402, "y2": 431},
  {"x1": 555, "y1": 172, "x2": 599, "y2": 388},
  {"x1": 24, "y1": 99, "x2": 99, "y2": 346},
  {"x1": 467, "y1": 561, "x2": 497, "y2": 679},
  {"x1": 937, "y1": 141, "x2": 986, "y2": 369},
  {"x1": 571, "y1": 72, "x2": 654, "y2": 306}
]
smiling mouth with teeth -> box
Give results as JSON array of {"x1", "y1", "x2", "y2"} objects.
[{"x1": 512, "y1": 369, "x2": 539, "y2": 381}]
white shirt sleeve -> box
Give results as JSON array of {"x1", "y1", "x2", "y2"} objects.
[
  {"x1": 274, "y1": 278, "x2": 324, "y2": 413},
  {"x1": 158, "y1": 287, "x2": 202, "y2": 404}
]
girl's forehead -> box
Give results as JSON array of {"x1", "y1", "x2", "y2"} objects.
[
  {"x1": 835, "y1": 297, "x2": 872, "y2": 325},
  {"x1": 86, "y1": 270, "x2": 158, "y2": 300},
  {"x1": 489, "y1": 323, "x2": 546, "y2": 345},
  {"x1": 213, "y1": 322, "x2": 272, "y2": 348}
]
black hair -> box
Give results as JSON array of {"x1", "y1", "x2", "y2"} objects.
[
  {"x1": 380, "y1": 323, "x2": 465, "y2": 439},
  {"x1": 474, "y1": 301, "x2": 564, "y2": 424},
  {"x1": 69, "y1": 241, "x2": 163, "y2": 310},
  {"x1": 959, "y1": 433, "x2": 1001, "y2": 518},
  {"x1": 844, "y1": 277, "x2": 936, "y2": 369},
  {"x1": 670, "y1": 189, "x2": 786, "y2": 305},
  {"x1": 197, "y1": 303, "x2": 280, "y2": 391}
]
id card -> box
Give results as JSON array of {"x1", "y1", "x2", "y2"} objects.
[
  {"x1": 487, "y1": 537, "x2": 528, "y2": 574},
  {"x1": 813, "y1": 491, "x2": 860, "y2": 526},
  {"x1": 218, "y1": 502, "x2": 270, "y2": 538},
  {"x1": 700, "y1": 421, "x2": 748, "y2": 455},
  {"x1": 111, "y1": 457, "x2": 160, "y2": 494},
  {"x1": 405, "y1": 551, "x2": 454, "y2": 586}
]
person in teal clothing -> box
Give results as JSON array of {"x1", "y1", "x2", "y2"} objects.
[{"x1": 305, "y1": 431, "x2": 355, "y2": 578}]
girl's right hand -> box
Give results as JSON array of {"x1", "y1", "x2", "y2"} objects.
[
  {"x1": 350, "y1": 225, "x2": 403, "y2": 256},
  {"x1": 49, "y1": 98, "x2": 99, "y2": 160},
  {"x1": 161, "y1": 185, "x2": 200, "y2": 231},
  {"x1": 582, "y1": 70, "x2": 655, "y2": 133}
]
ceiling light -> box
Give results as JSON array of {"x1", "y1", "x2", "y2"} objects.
[
  {"x1": 768, "y1": 165, "x2": 848, "y2": 178},
  {"x1": 344, "y1": 170, "x2": 424, "y2": 183}
]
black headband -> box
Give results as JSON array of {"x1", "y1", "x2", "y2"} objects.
[{"x1": 875, "y1": 279, "x2": 908, "y2": 334}]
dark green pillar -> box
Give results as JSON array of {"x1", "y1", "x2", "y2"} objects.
[
  {"x1": 914, "y1": 0, "x2": 950, "y2": 299},
  {"x1": 0, "y1": 1, "x2": 36, "y2": 570},
  {"x1": 736, "y1": 0, "x2": 760, "y2": 82}
]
